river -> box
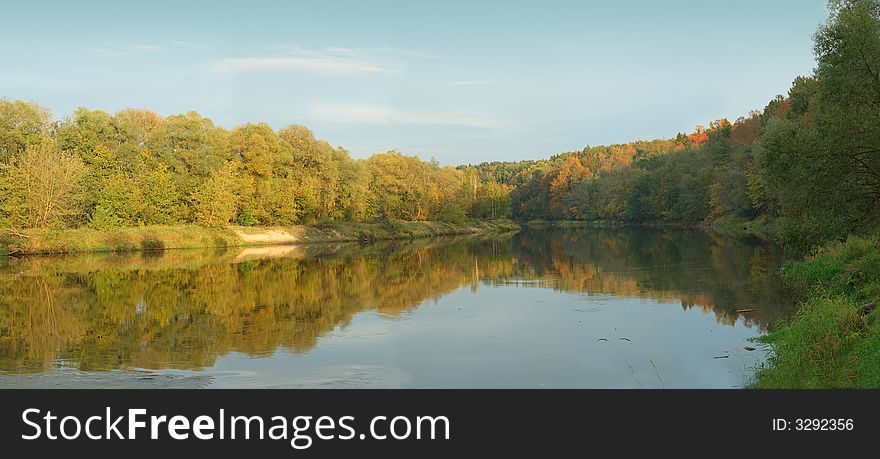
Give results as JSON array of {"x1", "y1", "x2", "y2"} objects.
[{"x1": 0, "y1": 227, "x2": 795, "y2": 388}]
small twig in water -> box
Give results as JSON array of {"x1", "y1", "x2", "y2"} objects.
[
  {"x1": 607, "y1": 341, "x2": 641, "y2": 388},
  {"x1": 650, "y1": 359, "x2": 664, "y2": 389}
]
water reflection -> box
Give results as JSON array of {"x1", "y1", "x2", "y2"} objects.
[
  {"x1": 0, "y1": 228, "x2": 794, "y2": 387},
  {"x1": 508, "y1": 228, "x2": 793, "y2": 328}
]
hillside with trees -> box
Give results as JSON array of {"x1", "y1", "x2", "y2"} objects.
[{"x1": 459, "y1": 1, "x2": 880, "y2": 253}]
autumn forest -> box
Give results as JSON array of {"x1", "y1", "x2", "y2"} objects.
[{"x1": 2, "y1": 2, "x2": 878, "y2": 257}]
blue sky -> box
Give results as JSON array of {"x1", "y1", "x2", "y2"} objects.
[{"x1": 0, "y1": 0, "x2": 828, "y2": 165}]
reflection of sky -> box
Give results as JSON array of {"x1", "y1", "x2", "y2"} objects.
[{"x1": 195, "y1": 285, "x2": 764, "y2": 389}]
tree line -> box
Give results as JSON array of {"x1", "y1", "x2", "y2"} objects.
[
  {"x1": 3, "y1": 0, "x2": 876, "y2": 254},
  {"x1": 0, "y1": 103, "x2": 511, "y2": 231},
  {"x1": 465, "y1": 0, "x2": 880, "y2": 250}
]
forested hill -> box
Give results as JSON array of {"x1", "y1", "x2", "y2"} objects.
[
  {"x1": 462, "y1": 106, "x2": 778, "y2": 229},
  {"x1": 2, "y1": 2, "x2": 878, "y2": 253},
  {"x1": 463, "y1": 1, "x2": 880, "y2": 250}
]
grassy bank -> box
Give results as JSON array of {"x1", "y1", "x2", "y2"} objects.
[
  {"x1": 525, "y1": 219, "x2": 701, "y2": 229},
  {"x1": 708, "y1": 215, "x2": 777, "y2": 241},
  {"x1": 752, "y1": 236, "x2": 880, "y2": 388},
  {"x1": 0, "y1": 219, "x2": 519, "y2": 256},
  {"x1": 523, "y1": 217, "x2": 778, "y2": 241}
]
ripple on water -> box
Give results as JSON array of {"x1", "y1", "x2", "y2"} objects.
[{"x1": 0, "y1": 369, "x2": 213, "y2": 389}]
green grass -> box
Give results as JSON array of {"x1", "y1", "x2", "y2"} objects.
[
  {"x1": 525, "y1": 217, "x2": 775, "y2": 236},
  {"x1": 779, "y1": 236, "x2": 880, "y2": 301},
  {"x1": 753, "y1": 236, "x2": 880, "y2": 388},
  {"x1": 0, "y1": 220, "x2": 519, "y2": 255},
  {"x1": 2, "y1": 225, "x2": 240, "y2": 255},
  {"x1": 709, "y1": 214, "x2": 777, "y2": 241}
]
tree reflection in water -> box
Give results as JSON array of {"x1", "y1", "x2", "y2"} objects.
[{"x1": 0, "y1": 228, "x2": 794, "y2": 375}]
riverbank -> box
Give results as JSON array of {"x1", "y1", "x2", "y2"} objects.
[
  {"x1": 752, "y1": 236, "x2": 880, "y2": 388},
  {"x1": 0, "y1": 219, "x2": 519, "y2": 256},
  {"x1": 530, "y1": 218, "x2": 880, "y2": 388},
  {"x1": 526, "y1": 219, "x2": 700, "y2": 229},
  {"x1": 524, "y1": 217, "x2": 778, "y2": 241}
]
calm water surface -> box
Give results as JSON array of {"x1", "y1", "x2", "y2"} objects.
[{"x1": 0, "y1": 228, "x2": 795, "y2": 388}]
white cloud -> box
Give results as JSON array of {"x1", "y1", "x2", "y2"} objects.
[
  {"x1": 309, "y1": 104, "x2": 394, "y2": 123},
  {"x1": 90, "y1": 43, "x2": 165, "y2": 55},
  {"x1": 169, "y1": 40, "x2": 206, "y2": 50},
  {"x1": 307, "y1": 103, "x2": 513, "y2": 130},
  {"x1": 89, "y1": 41, "x2": 205, "y2": 56},
  {"x1": 445, "y1": 80, "x2": 503, "y2": 86},
  {"x1": 268, "y1": 45, "x2": 441, "y2": 60},
  {"x1": 211, "y1": 46, "x2": 424, "y2": 75},
  {"x1": 213, "y1": 56, "x2": 395, "y2": 75}
]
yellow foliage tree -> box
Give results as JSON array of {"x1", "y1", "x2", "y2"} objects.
[{"x1": 1, "y1": 139, "x2": 87, "y2": 228}]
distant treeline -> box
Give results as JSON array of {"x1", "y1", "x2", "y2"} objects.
[
  {"x1": 0, "y1": 103, "x2": 510, "y2": 231},
  {"x1": 464, "y1": 0, "x2": 880, "y2": 250}
]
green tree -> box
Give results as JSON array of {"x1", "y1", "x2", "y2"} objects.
[
  {"x1": 0, "y1": 99, "x2": 50, "y2": 162},
  {"x1": 757, "y1": 1, "x2": 880, "y2": 246},
  {"x1": 192, "y1": 161, "x2": 243, "y2": 227},
  {"x1": 86, "y1": 145, "x2": 144, "y2": 229},
  {"x1": 1, "y1": 140, "x2": 86, "y2": 228},
  {"x1": 140, "y1": 163, "x2": 181, "y2": 225}
]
